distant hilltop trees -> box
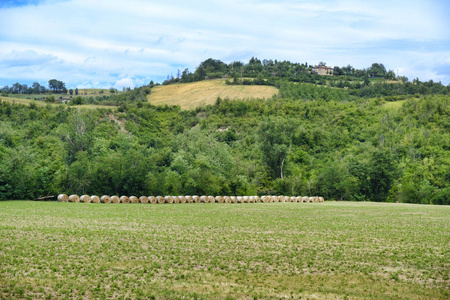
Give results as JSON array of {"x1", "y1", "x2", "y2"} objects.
[{"x1": 1, "y1": 79, "x2": 68, "y2": 95}]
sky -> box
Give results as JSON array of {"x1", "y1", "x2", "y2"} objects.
[{"x1": 0, "y1": 0, "x2": 449, "y2": 89}]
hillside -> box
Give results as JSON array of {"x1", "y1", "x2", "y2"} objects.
[{"x1": 147, "y1": 79, "x2": 278, "y2": 109}]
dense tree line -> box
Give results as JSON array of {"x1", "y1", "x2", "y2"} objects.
[
  {"x1": 1, "y1": 90, "x2": 448, "y2": 204},
  {"x1": 162, "y1": 58, "x2": 450, "y2": 99}
]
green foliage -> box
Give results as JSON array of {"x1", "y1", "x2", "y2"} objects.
[{"x1": 0, "y1": 90, "x2": 448, "y2": 203}]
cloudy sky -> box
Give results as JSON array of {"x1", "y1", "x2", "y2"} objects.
[{"x1": 1, "y1": 0, "x2": 449, "y2": 89}]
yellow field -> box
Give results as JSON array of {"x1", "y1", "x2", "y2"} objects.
[{"x1": 147, "y1": 80, "x2": 279, "y2": 110}]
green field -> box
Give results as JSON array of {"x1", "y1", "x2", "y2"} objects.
[{"x1": 0, "y1": 201, "x2": 448, "y2": 299}]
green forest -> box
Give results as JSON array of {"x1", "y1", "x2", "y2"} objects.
[{"x1": 0, "y1": 58, "x2": 449, "y2": 204}]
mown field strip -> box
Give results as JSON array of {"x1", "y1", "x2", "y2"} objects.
[{"x1": 0, "y1": 201, "x2": 448, "y2": 299}]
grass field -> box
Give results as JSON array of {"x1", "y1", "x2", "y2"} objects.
[
  {"x1": 147, "y1": 80, "x2": 279, "y2": 110},
  {"x1": 0, "y1": 96, "x2": 114, "y2": 110},
  {"x1": 382, "y1": 100, "x2": 406, "y2": 110},
  {"x1": 0, "y1": 201, "x2": 448, "y2": 299}
]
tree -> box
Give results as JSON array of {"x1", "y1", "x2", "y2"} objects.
[
  {"x1": 258, "y1": 118, "x2": 294, "y2": 179},
  {"x1": 75, "y1": 88, "x2": 79, "y2": 95},
  {"x1": 367, "y1": 150, "x2": 398, "y2": 202},
  {"x1": 69, "y1": 89, "x2": 73, "y2": 95},
  {"x1": 48, "y1": 79, "x2": 66, "y2": 93}
]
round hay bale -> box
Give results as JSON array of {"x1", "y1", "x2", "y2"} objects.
[
  {"x1": 285, "y1": 196, "x2": 291, "y2": 203},
  {"x1": 139, "y1": 196, "x2": 149, "y2": 204},
  {"x1": 297, "y1": 196, "x2": 303, "y2": 203},
  {"x1": 314, "y1": 196, "x2": 320, "y2": 203},
  {"x1": 186, "y1": 195, "x2": 193, "y2": 203},
  {"x1": 173, "y1": 196, "x2": 180, "y2": 204},
  {"x1": 120, "y1": 196, "x2": 130, "y2": 203},
  {"x1": 200, "y1": 196, "x2": 208, "y2": 203},
  {"x1": 230, "y1": 196, "x2": 237, "y2": 203},
  {"x1": 215, "y1": 196, "x2": 224, "y2": 203},
  {"x1": 290, "y1": 196, "x2": 297, "y2": 203},
  {"x1": 237, "y1": 196, "x2": 243, "y2": 203},
  {"x1": 224, "y1": 196, "x2": 231, "y2": 203},
  {"x1": 148, "y1": 196, "x2": 157, "y2": 204},
  {"x1": 80, "y1": 195, "x2": 91, "y2": 203},
  {"x1": 101, "y1": 195, "x2": 111, "y2": 203},
  {"x1": 271, "y1": 196, "x2": 279, "y2": 203},
  {"x1": 302, "y1": 196, "x2": 309, "y2": 203},
  {"x1": 57, "y1": 194, "x2": 69, "y2": 202},
  {"x1": 91, "y1": 195, "x2": 100, "y2": 203},
  {"x1": 69, "y1": 194, "x2": 79, "y2": 203},
  {"x1": 208, "y1": 196, "x2": 215, "y2": 203},
  {"x1": 178, "y1": 196, "x2": 186, "y2": 204},
  {"x1": 193, "y1": 195, "x2": 200, "y2": 203},
  {"x1": 165, "y1": 196, "x2": 174, "y2": 204},
  {"x1": 248, "y1": 196, "x2": 254, "y2": 203},
  {"x1": 308, "y1": 197, "x2": 314, "y2": 203},
  {"x1": 243, "y1": 196, "x2": 249, "y2": 203},
  {"x1": 254, "y1": 196, "x2": 260, "y2": 203},
  {"x1": 279, "y1": 196, "x2": 286, "y2": 203},
  {"x1": 129, "y1": 196, "x2": 139, "y2": 203},
  {"x1": 156, "y1": 196, "x2": 165, "y2": 204},
  {"x1": 111, "y1": 195, "x2": 120, "y2": 203},
  {"x1": 319, "y1": 197, "x2": 324, "y2": 203},
  {"x1": 261, "y1": 196, "x2": 269, "y2": 203}
]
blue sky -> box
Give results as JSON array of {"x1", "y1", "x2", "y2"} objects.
[{"x1": 1, "y1": 0, "x2": 449, "y2": 89}]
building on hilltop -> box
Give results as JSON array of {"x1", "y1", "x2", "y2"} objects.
[{"x1": 312, "y1": 65, "x2": 334, "y2": 76}]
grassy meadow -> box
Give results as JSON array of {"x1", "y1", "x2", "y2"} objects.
[
  {"x1": 147, "y1": 79, "x2": 279, "y2": 109},
  {"x1": 0, "y1": 201, "x2": 448, "y2": 299}
]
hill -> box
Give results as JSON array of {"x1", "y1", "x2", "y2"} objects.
[{"x1": 147, "y1": 79, "x2": 278, "y2": 109}]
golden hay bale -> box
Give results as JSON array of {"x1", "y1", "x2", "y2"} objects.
[
  {"x1": 279, "y1": 196, "x2": 286, "y2": 203},
  {"x1": 129, "y1": 196, "x2": 139, "y2": 203},
  {"x1": 224, "y1": 196, "x2": 231, "y2": 203},
  {"x1": 313, "y1": 196, "x2": 320, "y2": 203},
  {"x1": 57, "y1": 194, "x2": 69, "y2": 202},
  {"x1": 319, "y1": 197, "x2": 324, "y2": 203},
  {"x1": 69, "y1": 194, "x2": 79, "y2": 203},
  {"x1": 309, "y1": 197, "x2": 314, "y2": 203},
  {"x1": 297, "y1": 196, "x2": 303, "y2": 203},
  {"x1": 290, "y1": 196, "x2": 297, "y2": 203},
  {"x1": 101, "y1": 195, "x2": 111, "y2": 203},
  {"x1": 254, "y1": 196, "x2": 261, "y2": 203},
  {"x1": 139, "y1": 196, "x2": 149, "y2": 204},
  {"x1": 200, "y1": 195, "x2": 207, "y2": 203},
  {"x1": 165, "y1": 196, "x2": 174, "y2": 204},
  {"x1": 120, "y1": 196, "x2": 130, "y2": 203},
  {"x1": 261, "y1": 196, "x2": 269, "y2": 203},
  {"x1": 243, "y1": 196, "x2": 249, "y2": 203},
  {"x1": 186, "y1": 196, "x2": 193, "y2": 203},
  {"x1": 285, "y1": 196, "x2": 291, "y2": 203},
  {"x1": 231, "y1": 196, "x2": 237, "y2": 203},
  {"x1": 215, "y1": 196, "x2": 224, "y2": 203},
  {"x1": 156, "y1": 196, "x2": 165, "y2": 204},
  {"x1": 80, "y1": 195, "x2": 91, "y2": 203},
  {"x1": 193, "y1": 195, "x2": 200, "y2": 203},
  {"x1": 148, "y1": 196, "x2": 157, "y2": 204},
  {"x1": 303, "y1": 196, "x2": 309, "y2": 203},
  {"x1": 178, "y1": 196, "x2": 186, "y2": 204},
  {"x1": 271, "y1": 196, "x2": 279, "y2": 202},
  {"x1": 111, "y1": 195, "x2": 120, "y2": 203},
  {"x1": 208, "y1": 196, "x2": 215, "y2": 203},
  {"x1": 173, "y1": 196, "x2": 180, "y2": 204},
  {"x1": 237, "y1": 196, "x2": 243, "y2": 203},
  {"x1": 91, "y1": 195, "x2": 100, "y2": 203},
  {"x1": 248, "y1": 196, "x2": 254, "y2": 203}
]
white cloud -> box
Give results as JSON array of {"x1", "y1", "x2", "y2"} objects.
[
  {"x1": 113, "y1": 78, "x2": 135, "y2": 90},
  {"x1": 0, "y1": 0, "x2": 449, "y2": 87}
]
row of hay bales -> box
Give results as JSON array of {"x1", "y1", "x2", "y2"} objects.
[{"x1": 57, "y1": 194, "x2": 325, "y2": 204}]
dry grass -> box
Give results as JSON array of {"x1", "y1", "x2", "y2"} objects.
[{"x1": 147, "y1": 80, "x2": 279, "y2": 110}]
